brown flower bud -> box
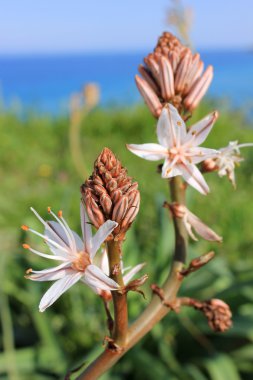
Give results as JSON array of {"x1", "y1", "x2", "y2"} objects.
[
  {"x1": 136, "y1": 31, "x2": 213, "y2": 116},
  {"x1": 81, "y1": 148, "x2": 140, "y2": 240},
  {"x1": 201, "y1": 158, "x2": 218, "y2": 173},
  {"x1": 197, "y1": 299, "x2": 232, "y2": 333}
]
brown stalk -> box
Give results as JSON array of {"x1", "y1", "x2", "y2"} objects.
[
  {"x1": 107, "y1": 240, "x2": 128, "y2": 346},
  {"x1": 77, "y1": 176, "x2": 187, "y2": 380}
]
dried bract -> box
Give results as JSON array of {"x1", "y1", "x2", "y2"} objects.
[{"x1": 81, "y1": 148, "x2": 140, "y2": 240}]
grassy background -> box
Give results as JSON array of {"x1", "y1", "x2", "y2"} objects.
[{"x1": 1, "y1": 101, "x2": 253, "y2": 379}]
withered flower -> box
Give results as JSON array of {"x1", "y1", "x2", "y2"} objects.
[
  {"x1": 169, "y1": 202, "x2": 222, "y2": 242},
  {"x1": 202, "y1": 141, "x2": 253, "y2": 188},
  {"x1": 200, "y1": 299, "x2": 232, "y2": 333},
  {"x1": 136, "y1": 31, "x2": 213, "y2": 117},
  {"x1": 81, "y1": 148, "x2": 140, "y2": 240},
  {"x1": 183, "y1": 297, "x2": 232, "y2": 332}
]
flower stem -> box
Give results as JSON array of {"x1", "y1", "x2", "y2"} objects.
[
  {"x1": 107, "y1": 240, "x2": 128, "y2": 346},
  {"x1": 77, "y1": 176, "x2": 188, "y2": 379},
  {"x1": 77, "y1": 262, "x2": 183, "y2": 380},
  {"x1": 169, "y1": 176, "x2": 188, "y2": 263}
]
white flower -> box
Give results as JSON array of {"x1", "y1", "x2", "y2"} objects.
[
  {"x1": 170, "y1": 203, "x2": 222, "y2": 242},
  {"x1": 22, "y1": 204, "x2": 120, "y2": 312},
  {"x1": 127, "y1": 103, "x2": 218, "y2": 195},
  {"x1": 91, "y1": 248, "x2": 145, "y2": 301},
  {"x1": 215, "y1": 141, "x2": 253, "y2": 188}
]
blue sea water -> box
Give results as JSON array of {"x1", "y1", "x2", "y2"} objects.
[{"x1": 0, "y1": 50, "x2": 253, "y2": 115}]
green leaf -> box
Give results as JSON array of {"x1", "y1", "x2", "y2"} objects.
[{"x1": 204, "y1": 354, "x2": 241, "y2": 380}]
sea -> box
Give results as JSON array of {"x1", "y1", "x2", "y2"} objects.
[{"x1": 0, "y1": 50, "x2": 253, "y2": 116}]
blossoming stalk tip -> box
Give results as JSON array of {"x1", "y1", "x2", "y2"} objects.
[
  {"x1": 81, "y1": 148, "x2": 140, "y2": 240},
  {"x1": 127, "y1": 103, "x2": 218, "y2": 195},
  {"x1": 136, "y1": 32, "x2": 214, "y2": 115}
]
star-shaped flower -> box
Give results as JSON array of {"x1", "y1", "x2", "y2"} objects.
[
  {"x1": 215, "y1": 141, "x2": 253, "y2": 188},
  {"x1": 127, "y1": 104, "x2": 218, "y2": 195},
  {"x1": 22, "y1": 204, "x2": 120, "y2": 312}
]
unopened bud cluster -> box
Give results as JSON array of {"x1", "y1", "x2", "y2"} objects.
[
  {"x1": 197, "y1": 299, "x2": 232, "y2": 332},
  {"x1": 136, "y1": 31, "x2": 213, "y2": 117},
  {"x1": 81, "y1": 148, "x2": 140, "y2": 240}
]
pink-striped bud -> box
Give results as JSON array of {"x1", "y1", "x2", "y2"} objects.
[
  {"x1": 135, "y1": 75, "x2": 163, "y2": 118},
  {"x1": 184, "y1": 66, "x2": 214, "y2": 111},
  {"x1": 159, "y1": 55, "x2": 175, "y2": 100},
  {"x1": 138, "y1": 64, "x2": 160, "y2": 95}
]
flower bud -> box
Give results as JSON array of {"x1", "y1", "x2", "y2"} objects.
[
  {"x1": 201, "y1": 299, "x2": 232, "y2": 332},
  {"x1": 136, "y1": 31, "x2": 213, "y2": 116},
  {"x1": 81, "y1": 148, "x2": 140, "y2": 240}
]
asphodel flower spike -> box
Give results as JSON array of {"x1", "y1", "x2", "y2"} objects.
[
  {"x1": 127, "y1": 103, "x2": 218, "y2": 195},
  {"x1": 136, "y1": 31, "x2": 213, "y2": 116},
  {"x1": 81, "y1": 148, "x2": 140, "y2": 240},
  {"x1": 22, "y1": 204, "x2": 120, "y2": 312}
]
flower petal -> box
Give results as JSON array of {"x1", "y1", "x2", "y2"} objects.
[
  {"x1": 80, "y1": 202, "x2": 92, "y2": 252},
  {"x1": 187, "y1": 210, "x2": 222, "y2": 242},
  {"x1": 178, "y1": 162, "x2": 209, "y2": 195},
  {"x1": 187, "y1": 111, "x2": 218, "y2": 146},
  {"x1": 45, "y1": 221, "x2": 71, "y2": 249},
  {"x1": 123, "y1": 263, "x2": 146, "y2": 284},
  {"x1": 90, "y1": 221, "x2": 118, "y2": 259},
  {"x1": 45, "y1": 221, "x2": 83, "y2": 253},
  {"x1": 157, "y1": 104, "x2": 187, "y2": 148},
  {"x1": 183, "y1": 215, "x2": 198, "y2": 241},
  {"x1": 187, "y1": 147, "x2": 219, "y2": 164},
  {"x1": 84, "y1": 265, "x2": 120, "y2": 290},
  {"x1": 27, "y1": 263, "x2": 74, "y2": 282},
  {"x1": 39, "y1": 272, "x2": 83, "y2": 312},
  {"x1": 126, "y1": 143, "x2": 167, "y2": 161},
  {"x1": 161, "y1": 157, "x2": 180, "y2": 178},
  {"x1": 71, "y1": 230, "x2": 84, "y2": 251},
  {"x1": 100, "y1": 248, "x2": 110, "y2": 275}
]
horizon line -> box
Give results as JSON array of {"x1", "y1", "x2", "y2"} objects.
[{"x1": 0, "y1": 46, "x2": 252, "y2": 57}]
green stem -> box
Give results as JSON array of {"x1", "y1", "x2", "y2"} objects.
[
  {"x1": 169, "y1": 176, "x2": 188, "y2": 263},
  {"x1": 107, "y1": 240, "x2": 128, "y2": 346}
]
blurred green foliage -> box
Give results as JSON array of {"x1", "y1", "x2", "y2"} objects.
[{"x1": 0, "y1": 102, "x2": 253, "y2": 379}]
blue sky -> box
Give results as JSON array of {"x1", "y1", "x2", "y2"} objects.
[{"x1": 0, "y1": 0, "x2": 252, "y2": 54}]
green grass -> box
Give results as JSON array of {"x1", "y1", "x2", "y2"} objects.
[{"x1": 0, "y1": 102, "x2": 253, "y2": 379}]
